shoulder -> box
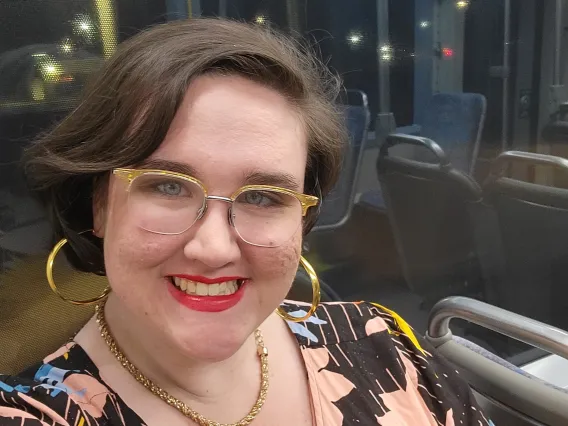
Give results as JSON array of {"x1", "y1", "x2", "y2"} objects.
[
  {"x1": 0, "y1": 342, "x2": 142, "y2": 426},
  {"x1": 281, "y1": 300, "x2": 493, "y2": 425},
  {"x1": 280, "y1": 300, "x2": 415, "y2": 347}
]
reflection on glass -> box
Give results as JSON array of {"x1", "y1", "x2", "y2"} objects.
[
  {"x1": 2, "y1": 0, "x2": 568, "y2": 381},
  {"x1": 254, "y1": 14, "x2": 267, "y2": 25},
  {"x1": 347, "y1": 31, "x2": 363, "y2": 47},
  {"x1": 456, "y1": 1, "x2": 470, "y2": 10},
  {"x1": 94, "y1": 0, "x2": 118, "y2": 58}
]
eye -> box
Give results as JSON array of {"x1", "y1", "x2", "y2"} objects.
[
  {"x1": 242, "y1": 191, "x2": 280, "y2": 207},
  {"x1": 156, "y1": 181, "x2": 183, "y2": 196}
]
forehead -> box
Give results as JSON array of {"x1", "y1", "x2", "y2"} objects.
[{"x1": 149, "y1": 74, "x2": 308, "y2": 188}]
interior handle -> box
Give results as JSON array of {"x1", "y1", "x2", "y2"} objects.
[
  {"x1": 427, "y1": 296, "x2": 568, "y2": 360},
  {"x1": 489, "y1": 150, "x2": 568, "y2": 177},
  {"x1": 380, "y1": 133, "x2": 450, "y2": 167}
]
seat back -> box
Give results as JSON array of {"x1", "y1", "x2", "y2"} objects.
[
  {"x1": 426, "y1": 296, "x2": 568, "y2": 426},
  {"x1": 377, "y1": 134, "x2": 483, "y2": 304},
  {"x1": 482, "y1": 151, "x2": 568, "y2": 326},
  {"x1": 287, "y1": 268, "x2": 342, "y2": 303},
  {"x1": 418, "y1": 92, "x2": 486, "y2": 174},
  {"x1": 0, "y1": 255, "x2": 103, "y2": 375},
  {"x1": 312, "y1": 91, "x2": 370, "y2": 232},
  {"x1": 541, "y1": 105, "x2": 568, "y2": 188}
]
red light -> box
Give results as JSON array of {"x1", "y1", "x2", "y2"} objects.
[{"x1": 442, "y1": 47, "x2": 454, "y2": 58}]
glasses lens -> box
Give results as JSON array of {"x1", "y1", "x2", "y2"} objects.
[
  {"x1": 232, "y1": 189, "x2": 302, "y2": 247},
  {"x1": 128, "y1": 173, "x2": 205, "y2": 234}
]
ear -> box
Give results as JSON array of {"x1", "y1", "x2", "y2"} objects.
[{"x1": 92, "y1": 178, "x2": 108, "y2": 238}]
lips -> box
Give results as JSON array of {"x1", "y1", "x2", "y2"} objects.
[{"x1": 166, "y1": 275, "x2": 248, "y2": 313}]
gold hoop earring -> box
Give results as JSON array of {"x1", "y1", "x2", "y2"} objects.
[
  {"x1": 277, "y1": 256, "x2": 321, "y2": 322},
  {"x1": 46, "y1": 231, "x2": 111, "y2": 306}
]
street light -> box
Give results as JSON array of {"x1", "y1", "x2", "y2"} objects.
[
  {"x1": 347, "y1": 31, "x2": 363, "y2": 46},
  {"x1": 456, "y1": 1, "x2": 469, "y2": 9}
]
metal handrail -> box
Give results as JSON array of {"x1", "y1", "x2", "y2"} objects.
[
  {"x1": 427, "y1": 296, "x2": 568, "y2": 360},
  {"x1": 490, "y1": 151, "x2": 568, "y2": 176}
]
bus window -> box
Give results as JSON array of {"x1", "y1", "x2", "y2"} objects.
[{"x1": 1, "y1": 0, "x2": 568, "y2": 388}]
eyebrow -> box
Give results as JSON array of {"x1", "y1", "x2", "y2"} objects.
[
  {"x1": 244, "y1": 170, "x2": 302, "y2": 191},
  {"x1": 136, "y1": 158, "x2": 201, "y2": 179},
  {"x1": 135, "y1": 159, "x2": 301, "y2": 191}
]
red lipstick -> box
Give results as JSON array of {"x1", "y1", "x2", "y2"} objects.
[{"x1": 167, "y1": 276, "x2": 248, "y2": 313}]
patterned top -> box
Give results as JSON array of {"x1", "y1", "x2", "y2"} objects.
[{"x1": 0, "y1": 301, "x2": 493, "y2": 425}]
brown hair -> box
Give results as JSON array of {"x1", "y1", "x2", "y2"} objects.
[{"x1": 25, "y1": 18, "x2": 348, "y2": 274}]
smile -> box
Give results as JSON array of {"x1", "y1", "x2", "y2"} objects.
[
  {"x1": 167, "y1": 275, "x2": 247, "y2": 312},
  {"x1": 172, "y1": 277, "x2": 243, "y2": 296}
]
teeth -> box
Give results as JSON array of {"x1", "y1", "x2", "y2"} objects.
[
  {"x1": 196, "y1": 283, "x2": 208, "y2": 296},
  {"x1": 209, "y1": 283, "x2": 219, "y2": 296},
  {"x1": 172, "y1": 278, "x2": 240, "y2": 297}
]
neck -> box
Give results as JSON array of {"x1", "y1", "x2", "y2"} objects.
[{"x1": 78, "y1": 293, "x2": 262, "y2": 403}]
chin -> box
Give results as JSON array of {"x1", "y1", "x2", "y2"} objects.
[{"x1": 170, "y1": 322, "x2": 253, "y2": 362}]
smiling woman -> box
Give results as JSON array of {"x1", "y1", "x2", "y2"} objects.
[{"x1": 0, "y1": 18, "x2": 491, "y2": 426}]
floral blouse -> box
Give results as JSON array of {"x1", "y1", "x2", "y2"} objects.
[{"x1": 0, "y1": 301, "x2": 493, "y2": 425}]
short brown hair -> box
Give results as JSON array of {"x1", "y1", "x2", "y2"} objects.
[{"x1": 25, "y1": 18, "x2": 348, "y2": 274}]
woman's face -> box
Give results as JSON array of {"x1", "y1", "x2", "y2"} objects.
[{"x1": 94, "y1": 74, "x2": 308, "y2": 361}]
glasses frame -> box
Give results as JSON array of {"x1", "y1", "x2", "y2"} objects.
[{"x1": 112, "y1": 168, "x2": 319, "y2": 245}]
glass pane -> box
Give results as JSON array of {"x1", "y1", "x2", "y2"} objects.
[
  {"x1": 0, "y1": 0, "x2": 169, "y2": 374},
  {"x1": 2, "y1": 0, "x2": 567, "y2": 391}
]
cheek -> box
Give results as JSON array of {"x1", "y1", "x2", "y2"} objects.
[
  {"x1": 103, "y1": 184, "x2": 179, "y2": 272},
  {"x1": 246, "y1": 233, "x2": 302, "y2": 291},
  {"x1": 106, "y1": 232, "x2": 181, "y2": 270},
  {"x1": 103, "y1": 218, "x2": 180, "y2": 282}
]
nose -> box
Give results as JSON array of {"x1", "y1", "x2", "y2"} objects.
[{"x1": 183, "y1": 200, "x2": 241, "y2": 268}]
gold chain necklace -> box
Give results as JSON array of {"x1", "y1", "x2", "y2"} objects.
[{"x1": 95, "y1": 301, "x2": 269, "y2": 426}]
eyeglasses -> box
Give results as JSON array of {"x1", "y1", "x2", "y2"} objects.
[{"x1": 112, "y1": 168, "x2": 319, "y2": 248}]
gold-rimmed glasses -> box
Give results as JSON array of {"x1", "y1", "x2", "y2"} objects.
[{"x1": 112, "y1": 168, "x2": 319, "y2": 248}]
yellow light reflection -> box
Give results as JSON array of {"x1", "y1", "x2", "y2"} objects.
[
  {"x1": 255, "y1": 15, "x2": 266, "y2": 25},
  {"x1": 93, "y1": 0, "x2": 118, "y2": 59},
  {"x1": 40, "y1": 61, "x2": 63, "y2": 81},
  {"x1": 456, "y1": 0, "x2": 469, "y2": 9},
  {"x1": 60, "y1": 38, "x2": 74, "y2": 54},
  {"x1": 30, "y1": 79, "x2": 45, "y2": 101}
]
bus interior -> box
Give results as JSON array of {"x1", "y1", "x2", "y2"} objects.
[{"x1": 2, "y1": 0, "x2": 568, "y2": 424}]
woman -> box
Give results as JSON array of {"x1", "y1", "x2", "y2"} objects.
[{"x1": 0, "y1": 18, "x2": 492, "y2": 426}]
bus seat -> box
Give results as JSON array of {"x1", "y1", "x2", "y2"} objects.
[
  {"x1": 396, "y1": 92, "x2": 486, "y2": 175},
  {"x1": 366, "y1": 134, "x2": 485, "y2": 307},
  {"x1": 482, "y1": 151, "x2": 568, "y2": 327},
  {"x1": 0, "y1": 254, "x2": 101, "y2": 375},
  {"x1": 542, "y1": 101, "x2": 568, "y2": 188},
  {"x1": 360, "y1": 92, "x2": 486, "y2": 212},
  {"x1": 311, "y1": 91, "x2": 370, "y2": 232},
  {"x1": 426, "y1": 296, "x2": 568, "y2": 426},
  {"x1": 287, "y1": 267, "x2": 342, "y2": 303}
]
